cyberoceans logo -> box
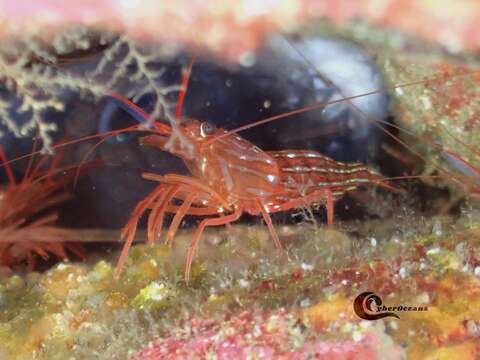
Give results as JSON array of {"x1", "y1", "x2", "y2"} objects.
[
  {"x1": 354, "y1": 291, "x2": 399, "y2": 320},
  {"x1": 353, "y1": 291, "x2": 428, "y2": 320}
]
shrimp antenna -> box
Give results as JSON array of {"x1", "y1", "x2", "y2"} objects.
[
  {"x1": 205, "y1": 78, "x2": 428, "y2": 145},
  {"x1": 207, "y1": 37, "x2": 477, "y2": 186},
  {"x1": 280, "y1": 37, "x2": 463, "y2": 179},
  {"x1": 74, "y1": 58, "x2": 196, "y2": 183},
  {"x1": 101, "y1": 58, "x2": 196, "y2": 146},
  {"x1": 99, "y1": 56, "x2": 196, "y2": 136},
  {"x1": 207, "y1": 56, "x2": 477, "y2": 147},
  {"x1": 176, "y1": 57, "x2": 195, "y2": 119},
  {"x1": 102, "y1": 93, "x2": 162, "y2": 129}
]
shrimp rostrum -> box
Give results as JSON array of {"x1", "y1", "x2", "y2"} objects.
[{"x1": 108, "y1": 91, "x2": 397, "y2": 282}]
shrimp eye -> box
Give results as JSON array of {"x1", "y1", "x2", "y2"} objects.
[{"x1": 200, "y1": 122, "x2": 216, "y2": 137}]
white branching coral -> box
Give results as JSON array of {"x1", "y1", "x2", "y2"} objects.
[
  {"x1": 0, "y1": 27, "x2": 183, "y2": 152},
  {"x1": 0, "y1": 33, "x2": 104, "y2": 151},
  {"x1": 91, "y1": 35, "x2": 182, "y2": 119},
  {"x1": 89, "y1": 34, "x2": 194, "y2": 154}
]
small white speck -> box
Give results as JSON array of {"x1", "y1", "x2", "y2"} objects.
[
  {"x1": 300, "y1": 298, "x2": 311, "y2": 308},
  {"x1": 263, "y1": 100, "x2": 271, "y2": 109},
  {"x1": 352, "y1": 331, "x2": 362, "y2": 342},
  {"x1": 301, "y1": 263, "x2": 314, "y2": 271},
  {"x1": 266, "y1": 174, "x2": 276, "y2": 182},
  {"x1": 225, "y1": 79, "x2": 232, "y2": 87},
  {"x1": 341, "y1": 279, "x2": 348, "y2": 285},
  {"x1": 145, "y1": 282, "x2": 167, "y2": 301},
  {"x1": 421, "y1": 95, "x2": 432, "y2": 110},
  {"x1": 390, "y1": 320, "x2": 399, "y2": 330},
  {"x1": 427, "y1": 247, "x2": 441, "y2": 255},
  {"x1": 416, "y1": 292, "x2": 430, "y2": 304},
  {"x1": 359, "y1": 320, "x2": 372, "y2": 329},
  {"x1": 370, "y1": 237, "x2": 377, "y2": 247},
  {"x1": 474, "y1": 267, "x2": 480, "y2": 276},
  {"x1": 252, "y1": 324, "x2": 262, "y2": 337},
  {"x1": 432, "y1": 220, "x2": 442, "y2": 236},
  {"x1": 238, "y1": 279, "x2": 250, "y2": 289},
  {"x1": 465, "y1": 319, "x2": 479, "y2": 335},
  {"x1": 239, "y1": 52, "x2": 256, "y2": 67}
]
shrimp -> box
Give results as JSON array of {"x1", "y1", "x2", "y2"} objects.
[{"x1": 103, "y1": 62, "x2": 401, "y2": 282}]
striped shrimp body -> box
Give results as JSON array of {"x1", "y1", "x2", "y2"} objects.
[
  {"x1": 265, "y1": 150, "x2": 393, "y2": 215},
  {"x1": 114, "y1": 102, "x2": 395, "y2": 281}
]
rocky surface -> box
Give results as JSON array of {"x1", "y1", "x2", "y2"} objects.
[{"x1": 1, "y1": 207, "x2": 480, "y2": 359}]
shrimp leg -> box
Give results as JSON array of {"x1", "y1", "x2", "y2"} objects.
[
  {"x1": 256, "y1": 199, "x2": 284, "y2": 253},
  {"x1": 144, "y1": 173, "x2": 231, "y2": 244},
  {"x1": 185, "y1": 206, "x2": 244, "y2": 283},
  {"x1": 116, "y1": 185, "x2": 166, "y2": 277},
  {"x1": 165, "y1": 193, "x2": 196, "y2": 245},
  {"x1": 147, "y1": 184, "x2": 180, "y2": 243},
  {"x1": 143, "y1": 172, "x2": 230, "y2": 210},
  {"x1": 267, "y1": 189, "x2": 335, "y2": 226}
]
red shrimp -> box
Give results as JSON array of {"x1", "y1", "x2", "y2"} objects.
[
  {"x1": 105, "y1": 62, "x2": 401, "y2": 282},
  {"x1": 110, "y1": 63, "x2": 480, "y2": 282}
]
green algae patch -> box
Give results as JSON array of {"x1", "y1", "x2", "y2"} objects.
[
  {"x1": 426, "y1": 248, "x2": 461, "y2": 272},
  {"x1": 131, "y1": 281, "x2": 177, "y2": 311},
  {"x1": 119, "y1": 244, "x2": 176, "y2": 294},
  {"x1": 87, "y1": 260, "x2": 113, "y2": 284}
]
